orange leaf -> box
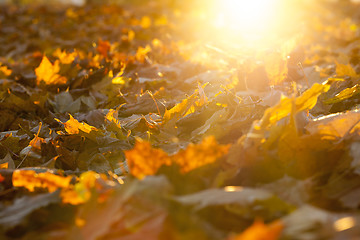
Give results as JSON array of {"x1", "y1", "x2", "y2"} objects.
[
  {"x1": 0, "y1": 174, "x2": 4, "y2": 183},
  {"x1": 125, "y1": 139, "x2": 171, "y2": 179},
  {"x1": 229, "y1": 220, "x2": 283, "y2": 240},
  {"x1": 0, "y1": 64, "x2": 12, "y2": 77},
  {"x1": 0, "y1": 162, "x2": 8, "y2": 169},
  {"x1": 173, "y1": 136, "x2": 230, "y2": 173},
  {"x1": 125, "y1": 136, "x2": 230, "y2": 179},
  {"x1": 35, "y1": 56, "x2": 67, "y2": 85},
  {"x1": 61, "y1": 171, "x2": 114, "y2": 205},
  {"x1": 97, "y1": 39, "x2": 111, "y2": 58},
  {"x1": 12, "y1": 170, "x2": 72, "y2": 192},
  {"x1": 61, "y1": 171, "x2": 97, "y2": 205},
  {"x1": 29, "y1": 122, "x2": 45, "y2": 151}
]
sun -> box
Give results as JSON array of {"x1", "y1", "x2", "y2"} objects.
[{"x1": 213, "y1": 0, "x2": 280, "y2": 38}]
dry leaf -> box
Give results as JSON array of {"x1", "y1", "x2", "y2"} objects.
[
  {"x1": 35, "y1": 56, "x2": 67, "y2": 85},
  {"x1": 173, "y1": 136, "x2": 230, "y2": 173},
  {"x1": 125, "y1": 139, "x2": 171, "y2": 179},
  {"x1": 259, "y1": 80, "x2": 332, "y2": 129},
  {"x1": 125, "y1": 136, "x2": 229, "y2": 179},
  {"x1": 12, "y1": 170, "x2": 72, "y2": 192},
  {"x1": 57, "y1": 115, "x2": 98, "y2": 135},
  {"x1": 61, "y1": 171, "x2": 100, "y2": 205},
  {"x1": 0, "y1": 153, "x2": 15, "y2": 169},
  {"x1": 0, "y1": 173, "x2": 4, "y2": 182},
  {"x1": 229, "y1": 220, "x2": 283, "y2": 240},
  {"x1": 97, "y1": 39, "x2": 111, "y2": 58}
]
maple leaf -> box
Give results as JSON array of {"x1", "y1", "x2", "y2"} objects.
[
  {"x1": 56, "y1": 114, "x2": 98, "y2": 135},
  {"x1": 35, "y1": 56, "x2": 67, "y2": 85},
  {"x1": 125, "y1": 136, "x2": 230, "y2": 179},
  {"x1": 12, "y1": 170, "x2": 72, "y2": 192},
  {"x1": 125, "y1": 139, "x2": 172, "y2": 179},
  {"x1": 173, "y1": 136, "x2": 230, "y2": 173},
  {"x1": 52, "y1": 48, "x2": 77, "y2": 64},
  {"x1": 229, "y1": 220, "x2": 283, "y2": 240}
]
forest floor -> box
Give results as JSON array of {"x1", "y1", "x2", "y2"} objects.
[{"x1": 1, "y1": 1, "x2": 360, "y2": 239}]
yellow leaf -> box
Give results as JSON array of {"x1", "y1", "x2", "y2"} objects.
[
  {"x1": 53, "y1": 48, "x2": 76, "y2": 64},
  {"x1": 140, "y1": 16, "x2": 152, "y2": 28},
  {"x1": 323, "y1": 84, "x2": 360, "y2": 104},
  {"x1": 163, "y1": 92, "x2": 198, "y2": 123},
  {"x1": 12, "y1": 170, "x2": 72, "y2": 192},
  {"x1": 35, "y1": 56, "x2": 67, "y2": 85},
  {"x1": 58, "y1": 115, "x2": 97, "y2": 135},
  {"x1": 336, "y1": 62, "x2": 359, "y2": 78},
  {"x1": 105, "y1": 109, "x2": 125, "y2": 139},
  {"x1": 259, "y1": 81, "x2": 332, "y2": 129},
  {"x1": 135, "y1": 45, "x2": 151, "y2": 63},
  {"x1": 229, "y1": 220, "x2": 283, "y2": 240}
]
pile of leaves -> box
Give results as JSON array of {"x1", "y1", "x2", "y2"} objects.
[{"x1": 1, "y1": 0, "x2": 360, "y2": 239}]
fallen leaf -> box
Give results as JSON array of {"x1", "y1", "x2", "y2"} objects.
[
  {"x1": 125, "y1": 139, "x2": 171, "y2": 179},
  {"x1": 259, "y1": 80, "x2": 332, "y2": 129},
  {"x1": 336, "y1": 62, "x2": 359, "y2": 78},
  {"x1": 12, "y1": 169, "x2": 72, "y2": 192},
  {"x1": 125, "y1": 136, "x2": 229, "y2": 179},
  {"x1": 229, "y1": 219, "x2": 283, "y2": 240},
  {"x1": 0, "y1": 153, "x2": 15, "y2": 169},
  {"x1": 97, "y1": 39, "x2": 111, "y2": 58},
  {"x1": 0, "y1": 192, "x2": 60, "y2": 229},
  {"x1": 323, "y1": 84, "x2": 360, "y2": 104},
  {"x1": 35, "y1": 56, "x2": 67, "y2": 85},
  {"x1": 57, "y1": 115, "x2": 102, "y2": 141},
  {"x1": 173, "y1": 136, "x2": 230, "y2": 173}
]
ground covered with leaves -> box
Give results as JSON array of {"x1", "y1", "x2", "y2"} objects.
[{"x1": 1, "y1": 0, "x2": 360, "y2": 239}]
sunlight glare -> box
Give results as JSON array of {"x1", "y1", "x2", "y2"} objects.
[
  {"x1": 334, "y1": 217, "x2": 356, "y2": 232},
  {"x1": 214, "y1": 0, "x2": 279, "y2": 37},
  {"x1": 224, "y1": 186, "x2": 243, "y2": 192}
]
